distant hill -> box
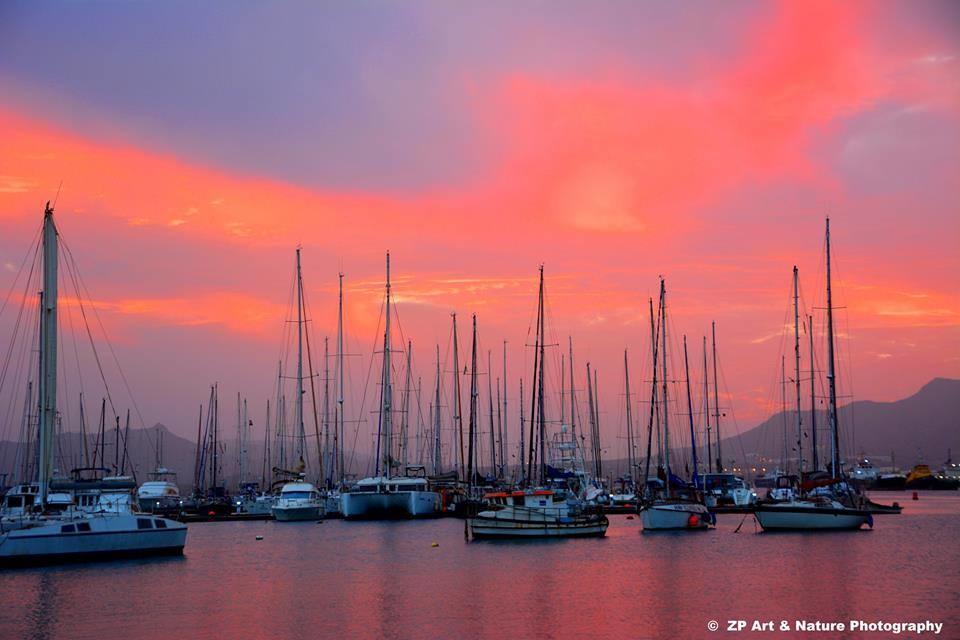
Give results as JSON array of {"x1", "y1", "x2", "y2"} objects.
[
  {"x1": 716, "y1": 378, "x2": 960, "y2": 469},
  {"x1": 0, "y1": 423, "x2": 374, "y2": 492}
]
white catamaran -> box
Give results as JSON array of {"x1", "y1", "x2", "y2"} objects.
[
  {"x1": 0, "y1": 203, "x2": 186, "y2": 566},
  {"x1": 340, "y1": 253, "x2": 441, "y2": 519}
]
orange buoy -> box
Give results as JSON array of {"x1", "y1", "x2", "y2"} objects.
[
  {"x1": 912, "y1": 491, "x2": 919, "y2": 501},
  {"x1": 687, "y1": 514, "x2": 700, "y2": 528}
]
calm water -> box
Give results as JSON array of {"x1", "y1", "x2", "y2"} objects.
[{"x1": 2, "y1": 492, "x2": 958, "y2": 640}]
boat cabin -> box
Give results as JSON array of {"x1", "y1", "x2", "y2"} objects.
[
  {"x1": 482, "y1": 490, "x2": 558, "y2": 508},
  {"x1": 349, "y1": 476, "x2": 430, "y2": 494}
]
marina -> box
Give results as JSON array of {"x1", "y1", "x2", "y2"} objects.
[
  {"x1": 1, "y1": 492, "x2": 958, "y2": 639},
  {"x1": 1, "y1": 2, "x2": 957, "y2": 637}
]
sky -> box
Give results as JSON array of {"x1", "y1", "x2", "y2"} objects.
[{"x1": 0, "y1": 1, "x2": 958, "y2": 470}]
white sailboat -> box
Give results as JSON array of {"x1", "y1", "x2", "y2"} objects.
[
  {"x1": 271, "y1": 248, "x2": 325, "y2": 522},
  {"x1": 0, "y1": 202, "x2": 187, "y2": 566},
  {"x1": 341, "y1": 253, "x2": 441, "y2": 519},
  {"x1": 754, "y1": 219, "x2": 872, "y2": 531},
  {"x1": 640, "y1": 280, "x2": 714, "y2": 531}
]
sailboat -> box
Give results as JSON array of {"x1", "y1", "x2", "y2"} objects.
[
  {"x1": 639, "y1": 279, "x2": 714, "y2": 531},
  {"x1": 754, "y1": 219, "x2": 873, "y2": 531},
  {"x1": 0, "y1": 202, "x2": 186, "y2": 566},
  {"x1": 340, "y1": 253, "x2": 441, "y2": 519},
  {"x1": 271, "y1": 248, "x2": 325, "y2": 522},
  {"x1": 469, "y1": 266, "x2": 608, "y2": 539}
]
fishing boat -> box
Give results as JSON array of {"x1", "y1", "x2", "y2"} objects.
[
  {"x1": 639, "y1": 280, "x2": 714, "y2": 531},
  {"x1": 341, "y1": 253, "x2": 441, "y2": 519},
  {"x1": 0, "y1": 202, "x2": 187, "y2": 564},
  {"x1": 469, "y1": 489, "x2": 608, "y2": 539},
  {"x1": 469, "y1": 267, "x2": 606, "y2": 538},
  {"x1": 755, "y1": 219, "x2": 872, "y2": 532},
  {"x1": 906, "y1": 464, "x2": 959, "y2": 490}
]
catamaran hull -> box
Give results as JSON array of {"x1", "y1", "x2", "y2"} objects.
[
  {"x1": 271, "y1": 505, "x2": 323, "y2": 521},
  {"x1": 341, "y1": 490, "x2": 441, "y2": 520},
  {"x1": 640, "y1": 502, "x2": 713, "y2": 530},
  {"x1": 754, "y1": 505, "x2": 872, "y2": 531},
  {"x1": 469, "y1": 516, "x2": 608, "y2": 539},
  {"x1": 0, "y1": 517, "x2": 187, "y2": 567}
]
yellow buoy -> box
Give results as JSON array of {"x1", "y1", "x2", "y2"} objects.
[{"x1": 431, "y1": 542, "x2": 439, "y2": 547}]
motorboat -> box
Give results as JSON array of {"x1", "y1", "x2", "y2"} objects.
[
  {"x1": 137, "y1": 467, "x2": 182, "y2": 514},
  {"x1": 271, "y1": 481, "x2": 325, "y2": 521}
]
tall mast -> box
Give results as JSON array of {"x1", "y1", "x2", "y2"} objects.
[
  {"x1": 212, "y1": 383, "x2": 220, "y2": 490},
  {"x1": 401, "y1": 340, "x2": 412, "y2": 471},
  {"x1": 262, "y1": 399, "x2": 271, "y2": 488},
  {"x1": 295, "y1": 248, "x2": 306, "y2": 466},
  {"x1": 323, "y1": 336, "x2": 331, "y2": 486},
  {"x1": 37, "y1": 202, "x2": 58, "y2": 505},
  {"x1": 487, "y1": 349, "x2": 496, "y2": 476},
  {"x1": 536, "y1": 266, "x2": 547, "y2": 485},
  {"x1": 336, "y1": 272, "x2": 345, "y2": 484},
  {"x1": 641, "y1": 297, "x2": 660, "y2": 497},
  {"x1": 527, "y1": 266, "x2": 543, "y2": 484},
  {"x1": 380, "y1": 251, "x2": 394, "y2": 478},
  {"x1": 683, "y1": 336, "x2": 699, "y2": 487},
  {"x1": 451, "y1": 313, "x2": 463, "y2": 481},
  {"x1": 624, "y1": 350, "x2": 635, "y2": 482},
  {"x1": 793, "y1": 266, "x2": 804, "y2": 476},
  {"x1": 809, "y1": 314, "x2": 818, "y2": 471},
  {"x1": 433, "y1": 345, "x2": 442, "y2": 475},
  {"x1": 586, "y1": 362, "x2": 597, "y2": 477},
  {"x1": 825, "y1": 218, "x2": 840, "y2": 479},
  {"x1": 568, "y1": 337, "x2": 576, "y2": 446},
  {"x1": 502, "y1": 341, "x2": 508, "y2": 481},
  {"x1": 703, "y1": 337, "x2": 712, "y2": 474},
  {"x1": 781, "y1": 356, "x2": 788, "y2": 471},
  {"x1": 593, "y1": 368, "x2": 602, "y2": 481},
  {"x1": 650, "y1": 297, "x2": 662, "y2": 467},
  {"x1": 711, "y1": 321, "x2": 721, "y2": 472},
  {"x1": 518, "y1": 378, "x2": 525, "y2": 485},
  {"x1": 467, "y1": 314, "x2": 478, "y2": 491},
  {"x1": 496, "y1": 377, "x2": 503, "y2": 479},
  {"x1": 237, "y1": 393, "x2": 244, "y2": 485},
  {"x1": 660, "y1": 279, "x2": 670, "y2": 499}
]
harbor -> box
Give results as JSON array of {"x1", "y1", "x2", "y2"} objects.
[
  {"x1": 1, "y1": 493, "x2": 958, "y2": 639},
  {"x1": 1, "y1": 1, "x2": 958, "y2": 638}
]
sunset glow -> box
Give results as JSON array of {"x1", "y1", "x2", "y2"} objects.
[{"x1": 1, "y1": 0, "x2": 957, "y2": 452}]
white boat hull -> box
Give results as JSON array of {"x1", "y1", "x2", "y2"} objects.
[
  {"x1": 341, "y1": 490, "x2": 440, "y2": 519},
  {"x1": 271, "y1": 504, "x2": 323, "y2": 521},
  {"x1": 754, "y1": 502, "x2": 872, "y2": 531},
  {"x1": 0, "y1": 514, "x2": 187, "y2": 566},
  {"x1": 640, "y1": 501, "x2": 713, "y2": 530}
]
